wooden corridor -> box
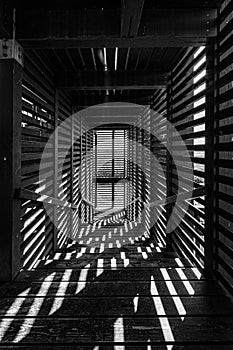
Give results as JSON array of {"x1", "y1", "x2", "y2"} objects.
[
  {"x1": 0, "y1": 228, "x2": 233, "y2": 349},
  {"x1": 2, "y1": 0, "x2": 233, "y2": 348}
]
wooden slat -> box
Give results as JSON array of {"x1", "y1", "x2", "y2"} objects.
[
  {"x1": 0, "y1": 278, "x2": 222, "y2": 299},
  {"x1": 0, "y1": 295, "x2": 231, "y2": 317},
  {"x1": 0, "y1": 316, "x2": 233, "y2": 344}
]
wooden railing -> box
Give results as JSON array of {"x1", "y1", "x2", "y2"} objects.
[{"x1": 18, "y1": 186, "x2": 207, "y2": 216}]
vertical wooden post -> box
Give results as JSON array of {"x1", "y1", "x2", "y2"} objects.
[
  {"x1": 80, "y1": 116, "x2": 83, "y2": 221},
  {"x1": 112, "y1": 129, "x2": 115, "y2": 209},
  {"x1": 70, "y1": 108, "x2": 74, "y2": 234},
  {"x1": 0, "y1": 58, "x2": 22, "y2": 281},
  {"x1": 204, "y1": 39, "x2": 216, "y2": 278},
  {"x1": 166, "y1": 82, "x2": 173, "y2": 251},
  {"x1": 85, "y1": 125, "x2": 88, "y2": 223},
  {"x1": 53, "y1": 89, "x2": 59, "y2": 253}
]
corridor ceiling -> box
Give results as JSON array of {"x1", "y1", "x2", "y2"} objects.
[{"x1": 1, "y1": 0, "x2": 221, "y2": 123}]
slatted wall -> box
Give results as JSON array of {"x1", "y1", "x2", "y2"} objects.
[
  {"x1": 80, "y1": 119, "x2": 93, "y2": 223},
  {"x1": 127, "y1": 126, "x2": 134, "y2": 220},
  {"x1": 150, "y1": 89, "x2": 168, "y2": 246},
  {"x1": 127, "y1": 114, "x2": 151, "y2": 233},
  {"x1": 57, "y1": 90, "x2": 72, "y2": 247},
  {"x1": 127, "y1": 125, "x2": 139, "y2": 221},
  {"x1": 140, "y1": 111, "x2": 152, "y2": 234},
  {"x1": 72, "y1": 114, "x2": 82, "y2": 238},
  {"x1": 168, "y1": 47, "x2": 207, "y2": 269},
  {"x1": 135, "y1": 120, "x2": 143, "y2": 222},
  {"x1": 21, "y1": 51, "x2": 73, "y2": 269},
  {"x1": 215, "y1": 0, "x2": 233, "y2": 296}
]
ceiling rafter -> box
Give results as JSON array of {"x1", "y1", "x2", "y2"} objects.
[
  {"x1": 91, "y1": 48, "x2": 97, "y2": 71},
  {"x1": 78, "y1": 48, "x2": 86, "y2": 69},
  {"x1": 65, "y1": 49, "x2": 78, "y2": 73},
  {"x1": 71, "y1": 90, "x2": 154, "y2": 107},
  {"x1": 135, "y1": 48, "x2": 142, "y2": 70},
  {"x1": 124, "y1": 48, "x2": 130, "y2": 70},
  {"x1": 121, "y1": 0, "x2": 145, "y2": 37}
]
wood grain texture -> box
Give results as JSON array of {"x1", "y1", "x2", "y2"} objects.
[{"x1": 0, "y1": 241, "x2": 232, "y2": 347}]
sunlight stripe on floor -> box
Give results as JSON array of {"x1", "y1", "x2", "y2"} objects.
[
  {"x1": 13, "y1": 273, "x2": 56, "y2": 343},
  {"x1": 64, "y1": 252, "x2": 72, "y2": 260},
  {"x1": 192, "y1": 267, "x2": 202, "y2": 279},
  {"x1": 0, "y1": 288, "x2": 31, "y2": 342},
  {"x1": 120, "y1": 252, "x2": 126, "y2": 260},
  {"x1": 116, "y1": 240, "x2": 121, "y2": 248},
  {"x1": 75, "y1": 264, "x2": 90, "y2": 294},
  {"x1": 150, "y1": 275, "x2": 174, "y2": 350},
  {"x1": 114, "y1": 317, "x2": 125, "y2": 350},
  {"x1": 175, "y1": 258, "x2": 184, "y2": 267},
  {"x1": 99, "y1": 243, "x2": 105, "y2": 253},
  {"x1": 176, "y1": 268, "x2": 195, "y2": 295},
  {"x1": 49, "y1": 269, "x2": 72, "y2": 315},
  {"x1": 160, "y1": 268, "x2": 186, "y2": 320},
  {"x1": 147, "y1": 339, "x2": 152, "y2": 350},
  {"x1": 90, "y1": 247, "x2": 96, "y2": 253},
  {"x1": 54, "y1": 252, "x2": 61, "y2": 260},
  {"x1": 96, "y1": 258, "x2": 104, "y2": 277},
  {"x1": 133, "y1": 293, "x2": 139, "y2": 313},
  {"x1": 111, "y1": 257, "x2": 117, "y2": 270}
]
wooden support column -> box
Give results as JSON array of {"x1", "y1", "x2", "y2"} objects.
[
  {"x1": 112, "y1": 129, "x2": 115, "y2": 210},
  {"x1": 70, "y1": 108, "x2": 74, "y2": 234},
  {"x1": 53, "y1": 89, "x2": 59, "y2": 253},
  {"x1": 80, "y1": 116, "x2": 83, "y2": 221},
  {"x1": 166, "y1": 82, "x2": 173, "y2": 251},
  {"x1": 204, "y1": 39, "x2": 216, "y2": 278},
  {"x1": 0, "y1": 55, "x2": 22, "y2": 281}
]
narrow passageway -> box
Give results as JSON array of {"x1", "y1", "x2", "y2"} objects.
[{"x1": 2, "y1": 0, "x2": 233, "y2": 348}]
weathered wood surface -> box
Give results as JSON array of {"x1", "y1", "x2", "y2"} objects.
[
  {"x1": 0, "y1": 280, "x2": 222, "y2": 298},
  {"x1": 34, "y1": 257, "x2": 193, "y2": 270},
  {"x1": 0, "y1": 244, "x2": 232, "y2": 348},
  {"x1": 0, "y1": 296, "x2": 231, "y2": 317},
  {"x1": 1, "y1": 317, "x2": 233, "y2": 343},
  {"x1": 15, "y1": 267, "x2": 204, "y2": 282}
]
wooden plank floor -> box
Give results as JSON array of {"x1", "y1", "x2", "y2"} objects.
[{"x1": 0, "y1": 237, "x2": 233, "y2": 349}]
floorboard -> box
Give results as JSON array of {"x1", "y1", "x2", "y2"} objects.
[{"x1": 0, "y1": 240, "x2": 233, "y2": 348}]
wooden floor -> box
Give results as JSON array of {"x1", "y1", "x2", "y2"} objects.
[{"x1": 0, "y1": 233, "x2": 233, "y2": 349}]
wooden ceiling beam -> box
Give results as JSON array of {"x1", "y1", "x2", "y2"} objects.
[
  {"x1": 19, "y1": 35, "x2": 215, "y2": 49},
  {"x1": 17, "y1": 8, "x2": 217, "y2": 48},
  {"x1": 57, "y1": 70, "x2": 168, "y2": 90},
  {"x1": 71, "y1": 92, "x2": 154, "y2": 107}
]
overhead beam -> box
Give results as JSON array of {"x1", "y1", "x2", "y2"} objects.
[
  {"x1": 71, "y1": 91, "x2": 155, "y2": 107},
  {"x1": 77, "y1": 104, "x2": 145, "y2": 117},
  {"x1": 57, "y1": 70, "x2": 168, "y2": 90},
  {"x1": 17, "y1": 8, "x2": 217, "y2": 48},
  {"x1": 121, "y1": 0, "x2": 145, "y2": 37},
  {"x1": 87, "y1": 117, "x2": 139, "y2": 127},
  {"x1": 20, "y1": 36, "x2": 213, "y2": 48},
  {"x1": 76, "y1": 105, "x2": 143, "y2": 125}
]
